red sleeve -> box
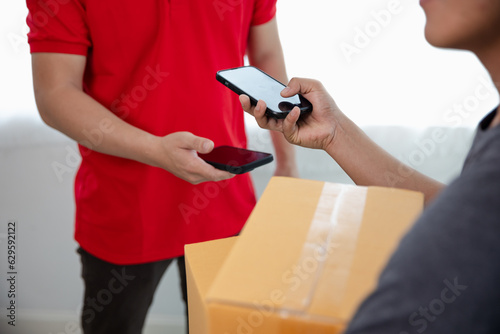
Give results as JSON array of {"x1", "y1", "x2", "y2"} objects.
[
  {"x1": 26, "y1": 0, "x2": 90, "y2": 55},
  {"x1": 251, "y1": 0, "x2": 277, "y2": 26}
]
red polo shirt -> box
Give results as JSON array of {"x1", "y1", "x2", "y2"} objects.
[{"x1": 26, "y1": 0, "x2": 276, "y2": 264}]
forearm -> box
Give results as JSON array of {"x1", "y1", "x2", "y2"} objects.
[
  {"x1": 247, "y1": 43, "x2": 287, "y2": 84},
  {"x1": 328, "y1": 117, "x2": 444, "y2": 205},
  {"x1": 32, "y1": 53, "x2": 233, "y2": 184},
  {"x1": 36, "y1": 84, "x2": 160, "y2": 167},
  {"x1": 248, "y1": 18, "x2": 298, "y2": 175},
  {"x1": 249, "y1": 55, "x2": 297, "y2": 172},
  {"x1": 269, "y1": 130, "x2": 298, "y2": 174}
]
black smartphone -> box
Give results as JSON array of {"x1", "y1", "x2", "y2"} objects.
[
  {"x1": 199, "y1": 145, "x2": 273, "y2": 174},
  {"x1": 216, "y1": 66, "x2": 313, "y2": 119}
]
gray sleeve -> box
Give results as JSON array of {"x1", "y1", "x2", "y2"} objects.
[{"x1": 344, "y1": 152, "x2": 500, "y2": 334}]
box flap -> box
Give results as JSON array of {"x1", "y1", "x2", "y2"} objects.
[
  {"x1": 185, "y1": 237, "x2": 238, "y2": 334},
  {"x1": 206, "y1": 177, "x2": 423, "y2": 324}
]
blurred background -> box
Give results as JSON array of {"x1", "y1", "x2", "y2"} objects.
[
  {"x1": 0, "y1": 0, "x2": 498, "y2": 333},
  {"x1": 1, "y1": 0, "x2": 497, "y2": 125}
]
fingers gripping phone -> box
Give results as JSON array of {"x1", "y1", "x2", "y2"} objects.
[
  {"x1": 216, "y1": 66, "x2": 313, "y2": 119},
  {"x1": 199, "y1": 146, "x2": 273, "y2": 174}
]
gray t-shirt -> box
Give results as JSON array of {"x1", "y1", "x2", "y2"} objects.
[{"x1": 345, "y1": 109, "x2": 500, "y2": 334}]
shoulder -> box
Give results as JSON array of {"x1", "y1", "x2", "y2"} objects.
[
  {"x1": 449, "y1": 126, "x2": 500, "y2": 213},
  {"x1": 251, "y1": 0, "x2": 277, "y2": 26}
]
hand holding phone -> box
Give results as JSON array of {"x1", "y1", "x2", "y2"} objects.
[
  {"x1": 216, "y1": 66, "x2": 312, "y2": 119},
  {"x1": 199, "y1": 146, "x2": 273, "y2": 174}
]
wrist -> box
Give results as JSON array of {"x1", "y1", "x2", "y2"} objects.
[
  {"x1": 274, "y1": 161, "x2": 299, "y2": 178},
  {"x1": 324, "y1": 115, "x2": 356, "y2": 160},
  {"x1": 274, "y1": 149, "x2": 297, "y2": 171},
  {"x1": 275, "y1": 159, "x2": 298, "y2": 171},
  {"x1": 137, "y1": 133, "x2": 164, "y2": 168}
]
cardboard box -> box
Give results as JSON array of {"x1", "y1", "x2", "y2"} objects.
[
  {"x1": 185, "y1": 236, "x2": 238, "y2": 334},
  {"x1": 185, "y1": 177, "x2": 423, "y2": 333}
]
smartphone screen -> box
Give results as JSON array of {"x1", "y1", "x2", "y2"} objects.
[
  {"x1": 216, "y1": 66, "x2": 312, "y2": 119},
  {"x1": 199, "y1": 146, "x2": 273, "y2": 174}
]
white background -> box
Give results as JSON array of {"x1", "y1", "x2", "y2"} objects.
[{"x1": 1, "y1": 0, "x2": 498, "y2": 127}]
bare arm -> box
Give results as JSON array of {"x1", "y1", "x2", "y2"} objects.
[
  {"x1": 241, "y1": 78, "x2": 444, "y2": 205},
  {"x1": 247, "y1": 17, "x2": 299, "y2": 177},
  {"x1": 32, "y1": 52, "x2": 234, "y2": 184},
  {"x1": 328, "y1": 108, "x2": 444, "y2": 204}
]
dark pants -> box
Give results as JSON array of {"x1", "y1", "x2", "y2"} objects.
[{"x1": 77, "y1": 247, "x2": 188, "y2": 334}]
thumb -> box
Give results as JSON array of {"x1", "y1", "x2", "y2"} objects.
[
  {"x1": 283, "y1": 107, "x2": 300, "y2": 138},
  {"x1": 191, "y1": 135, "x2": 214, "y2": 154},
  {"x1": 281, "y1": 77, "x2": 317, "y2": 97}
]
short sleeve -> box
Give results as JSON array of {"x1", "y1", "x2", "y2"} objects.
[
  {"x1": 26, "y1": 0, "x2": 91, "y2": 55},
  {"x1": 251, "y1": 0, "x2": 277, "y2": 26}
]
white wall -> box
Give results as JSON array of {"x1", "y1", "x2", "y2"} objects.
[
  {"x1": 1, "y1": 0, "x2": 498, "y2": 124},
  {"x1": 273, "y1": 0, "x2": 498, "y2": 128}
]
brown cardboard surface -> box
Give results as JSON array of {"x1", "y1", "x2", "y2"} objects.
[
  {"x1": 207, "y1": 177, "x2": 326, "y2": 306},
  {"x1": 311, "y1": 186, "x2": 424, "y2": 319},
  {"x1": 185, "y1": 237, "x2": 237, "y2": 334},
  {"x1": 188, "y1": 177, "x2": 423, "y2": 333}
]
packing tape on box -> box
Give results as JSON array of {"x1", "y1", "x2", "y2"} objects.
[{"x1": 279, "y1": 182, "x2": 367, "y2": 316}]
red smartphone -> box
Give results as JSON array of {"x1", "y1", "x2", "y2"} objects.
[{"x1": 199, "y1": 146, "x2": 273, "y2": 174}]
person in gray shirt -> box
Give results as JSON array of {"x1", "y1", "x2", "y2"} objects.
[
  {"x1": 241, "y1": 0, "x2": 500, "y2": 332},
  {"x1": 345, "y1": 109, "x2": 500, "y2": 333}
]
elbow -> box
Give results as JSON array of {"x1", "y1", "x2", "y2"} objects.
[
  {"x1": 38, "y1": 109, "x2": 56, "y2": 129},
  {"x1": 249, "y1": 50, "x2": 282, "y2": 68},
  {"x1": 33, "y1": 90, "x2": 57, "y2": 129}
]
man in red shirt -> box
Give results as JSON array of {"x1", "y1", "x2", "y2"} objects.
[{"x1": 26, "y1": 0, "x2": 297, "y2": 332}]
